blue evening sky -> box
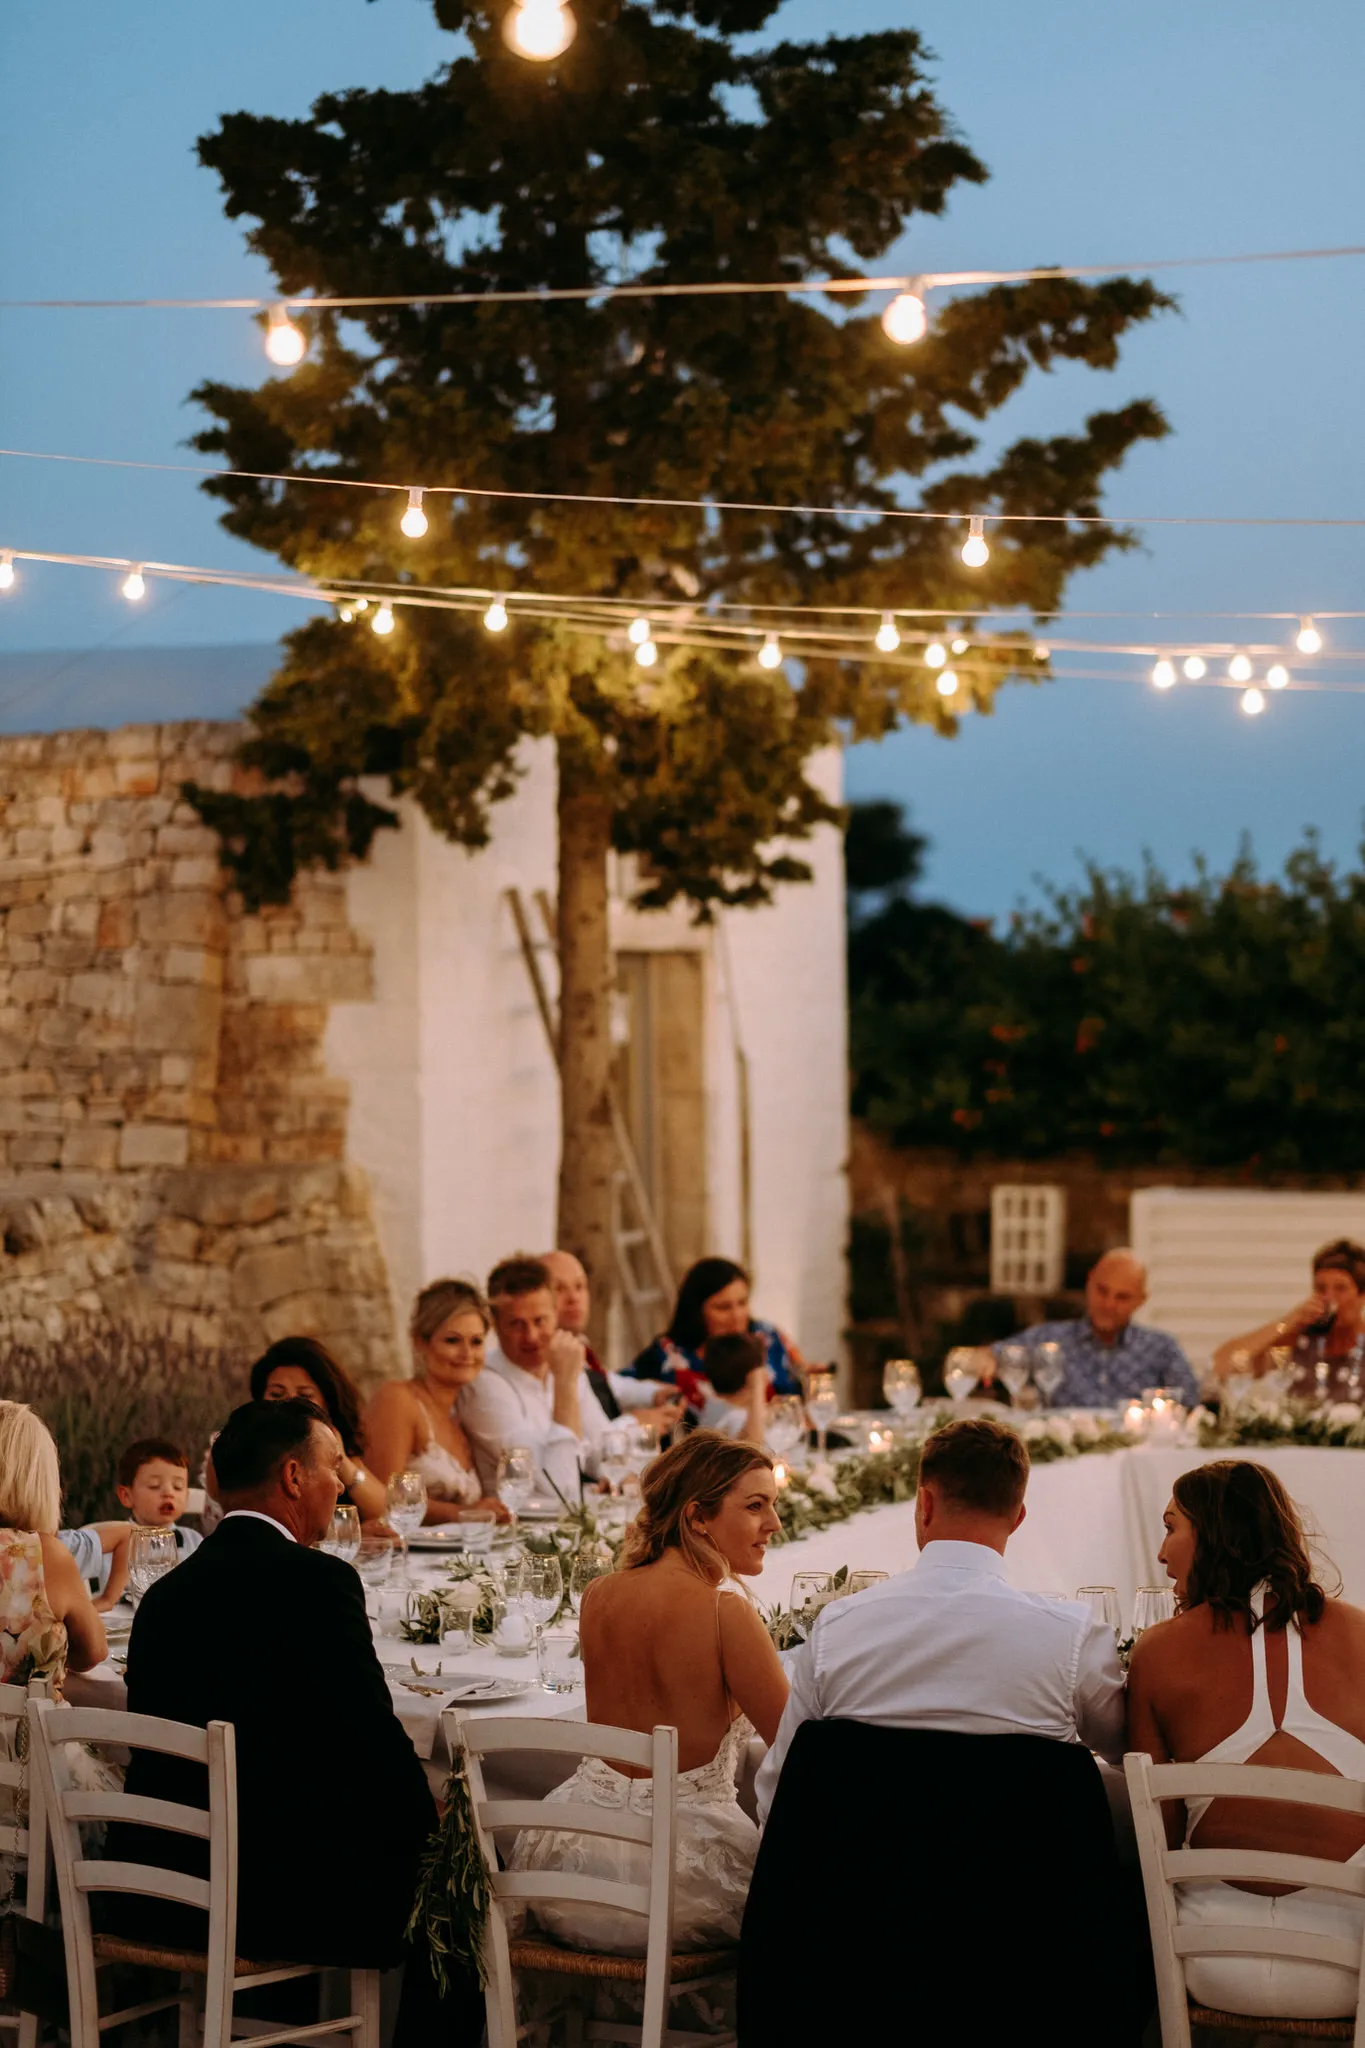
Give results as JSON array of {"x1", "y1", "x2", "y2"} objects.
[{"x1": 1, "y1": 1, "x2": 1362, "y2": 919}]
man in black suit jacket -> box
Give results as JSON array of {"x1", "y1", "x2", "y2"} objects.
[{"x1": 111, "y1": 1398, "x2": 480, "y2": 2044}]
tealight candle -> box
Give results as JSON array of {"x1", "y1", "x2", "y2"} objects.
[
  {"x1": 1123, "y1": 1401, "x2": 1145, "y2": 1438},
  {"x1": 772, "y1": 1459, "x2": 790, "y2": 1490},
  {"x1": 867, "y1": 1427, "x2": 895, "y2": 1455}
]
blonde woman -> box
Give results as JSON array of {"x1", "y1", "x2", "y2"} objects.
[
  {"x1": 0, "y1": 1402, "x2": 105, "y2": 1687},
  {"x1": 509, "y1": 1431, "x2": 789, "y2": 1952},
  {"x1": 363, "y1": 1278, "x2": 505, "y2": 1524}
]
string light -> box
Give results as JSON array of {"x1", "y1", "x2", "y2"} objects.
[
  {"x1": 121, "y1": 566, "x2": 145, "y2": 602},
  {"x1": 880, "y1": 287, "x2": 928, "y2": 346},
  {"x1": 936, "y1": 670, "x2": 959, "y2": 698},
  {"x1": 960, "y1": 516, "x2": 990, "y2": 569},
  {"x1": 627, "y1": 616, "x2": 651, "y2": 645},
  {"x1": 875, "y1": 613, "x2": 901, "y2": 653},
  {"x1": 1267, "y1": 664, "x2": 1289, "y2": 689},
  {"x1": 399, "y1": 488, "x2": 428, "y2": 539},
  {"x1": 337, "y1": 604, "x2": 354, "y2": 623},
  {"x1": 1296, "y1": 616, "x2": 1323, "y2": 654},
  {"x1": 353, "y1": 597, "x2": 369, "y2": 613},
  {"x1": 1033, "y1": 643, "x2": 1050, "y2": 660},
  {"x1": 503, "y1": 0, "x2": 576, "y2": 59},
  {"x1": 0, "y1": 553, "x2": 13, "y2": 591},
  {"x1": 264, "y1": 305, "x2": 307, "y2": 367},
  {"x1": 1228, "y1": 653, "x2": 1253, "y2": 682},
  {"x1": 1183, "y1": 655, "x2": 1206, "y2": 679},
  {"x1": 757, "y1": 633, "x2": 783, "y2": 670},
  {"x1": 371, "y1": 603, "x2": 395, "y2": 636},
  {"x1": 1241, "y1": 686, "x2": 1266, "y2": 716},
  {"x1": 951, "y1": 637, "x2": 969, "y2": 655},
  {"x1": 924, "y1": 641, "x2": 947, "y2": 668},
  {"x1": 483, "y1": 598, "x2": 509, "y2": 633},
  {"x1": 1151, "y1": 658, "x2": 1176, "y2": 689},
  {"x1": 634, "y1": 638, "x2": 659, "y2": 669}
]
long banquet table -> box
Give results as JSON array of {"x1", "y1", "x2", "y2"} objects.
[{"x1": 755, "y1": 1443, "x2": 1365, "y2": 1620}]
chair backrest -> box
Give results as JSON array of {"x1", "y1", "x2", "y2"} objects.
[
  {"x1": 1125, "y1": 1751, "x2": 1365, "y2": 2048},
  {"x1": 30, "y1": 1701, "x2": 239, "y2": 2048},
  {"x1": 450, "y1": 1712, "x2": 679, "y2": 2048},
  {"x1": 0, "y1": 1682, "x2": 37, "y2": 1865}
]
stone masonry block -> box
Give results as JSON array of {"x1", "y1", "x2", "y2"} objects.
[
  {"x1": 244, "y1": 953, "x2": 373, "y2": 1004},
  {"x1": 136, "y1": 892, "x2": 222, "y2": 949},
  {"x1": 60, "y1": 1127, "x2": 120, "y2": 1172},
  {"x1": 96, "y1": 900, "x2": 135, "y2": 951},
  {"x1": 132, "y1": 979, "x2": 221, "y2": 1057},
  {"x1": 231, "y1": 1240, "x2": 323, "y2": 1312},
  {"x1": 118, "y1": 1122, "x2": 190, "y2": 1169},
  {"x1": 113, "y1": 760, "x2": 160, "y2": 798},
  {"x1": 163, "y1": 948, "x2": 223, "y2": 988},
  {"x1": 68, "y1": 973, "x2": 134, "y2": 1018}
]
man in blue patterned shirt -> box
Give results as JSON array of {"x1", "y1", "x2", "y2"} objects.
[{"x1": 993, "y1": 1249, "x2": 1199, "y2": 1408}]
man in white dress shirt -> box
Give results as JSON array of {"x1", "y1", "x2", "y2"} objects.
[
  {"x1": 756, "y1": 1416, "x2": 1126, "y2": 1821},
  {"x1": 459, "y1": 1253, "x2": 612, "y2": 1502}
]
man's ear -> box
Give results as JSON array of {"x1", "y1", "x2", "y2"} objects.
[
  {"x1": 278, "y1": 1455, "x2": 304, "y2": 1501},
  {"x1": 918, "y1": 1482, "x2": 935, "y2": 1530},
  {"x1": 1010, "y1": 1500, "x2": 1027, "y2": 1535}
]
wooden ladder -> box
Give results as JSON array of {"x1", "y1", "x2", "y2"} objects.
[{"x1": 504, "y1": 887, "x2": 675, "y2": 1358}]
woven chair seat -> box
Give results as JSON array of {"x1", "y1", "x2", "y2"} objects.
[
  {"x1": 1190, "y1": 2003, "x2": 1355, "y2": 2040},
  {"x1": 92, "y1": 1933, "x2": 291, "y2": 1979},
  {"x1": 508, "y1": 1937, "x2": 737, "y2": 1985}
]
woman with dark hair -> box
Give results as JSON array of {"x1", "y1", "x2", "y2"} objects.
[
  {"x1": 621, "y1": 1256, "x2": 807, "y2": 1401},
  {"x1": 250, "y1": 1336, "x2": 390, "y2": 1524},
  {"x1": 1214, "y1": 1238, "x2": 1365, "y2": 1399},
  {"x1": 1129, "y1": 1459, "x2": 1365, "y2": 2021},
  {"x1": 508, "y1": 1430, "x2": 788, "y2": 1953}
]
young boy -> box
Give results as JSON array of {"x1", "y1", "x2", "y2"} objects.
[
  {"x1": 59, "y1": 1437, "x2": 202, "y2": 1610},
  {"x1": 695, "y1": 1331, "x2": 771, "y2": 1445}
]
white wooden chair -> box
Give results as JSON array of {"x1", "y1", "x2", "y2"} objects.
[
  {"x1": 453, "y1": 1711, "x2": 738, "y2": 2048},
  {"x1": 30, "y1": 1700, "x2": 380, "y2": 2048},
  {"x1": 1126, "y1": 1750, "x2": 1365, "y2": 2045},
  {"x1": 0, "y1": 1680, "x2": 52, "y2": 2048}
]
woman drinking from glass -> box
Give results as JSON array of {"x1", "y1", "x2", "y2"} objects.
[{"x1": 1213, "y1": 1238, "x2": 1365, "y2": 1401}]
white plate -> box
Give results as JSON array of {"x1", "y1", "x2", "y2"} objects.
[
  {"x1": 442, "y1": 1676, "x2": 536, "y2": 1704},
  {"x1": 407, "y1": 1530, "x2": 469, "y2": 1551}
]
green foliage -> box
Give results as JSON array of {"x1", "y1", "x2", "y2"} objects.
[
  {"x1": 0, "y1": 1325, "x2": 244, "y2": 1526},
  {"x1": 186, "y1": 0, "x2": 1170, "y2": 910},
  {"x1": 407, "y1": 1754, "x2": 492, "y2": 1995},
  {"x1": 850, "y1": 807, "x2": 1365, "y2": 1172}
]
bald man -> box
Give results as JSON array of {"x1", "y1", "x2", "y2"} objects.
[
  {"x1": 992, "y1": 1248, "x2": 1198, "y2": 1408},
  {"x1": 542, "y1": 1251, "x2": 684, "y2": 1432}
]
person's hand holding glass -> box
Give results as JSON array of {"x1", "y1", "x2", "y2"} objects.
[{"x1": 384, "y1": 1470, "x2": 428, "y2": 1583}]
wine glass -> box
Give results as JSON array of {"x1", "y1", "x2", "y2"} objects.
[
  {"x1": 321, "y1": 1504, "x2": 361, "y2": 1563},
  {"x1": 525, "y1": 1553, "x2": 564, "y2": 1632},
  {"x1": 354, "y1": 1538, "x2": 393, "y2": 1623},
  {"x1": 127, "y1": 1526, "x2": 178, "y2": 1603},
  {"x1": 996, "y1": 1342, "x2": 1033, "y2": 1406},
  {"x1": 943, "y1": 1348, "x2": 979, "y2": 1403},
  {"x1": 791, "y1": 1571, "x2": 835, "y2": 1626},
  {"x1": 598, "y1": 1427, "x2": 630, "y2": 1497},
  {"x1": 1032, "y1": 1342, "x2": 1065, "y2": 1408},
  {"x1": 1077, "y1": 1585, "x2": 1121, "y2": 1641},
  {"x1": 766, "y1": 1395, "x2": 805, "y2": 1458},
  {"x1": 384, "y1": 1470, "x2": 428, "y2": 1584},
  {"x1": 569, "y1": 1545, "x2": 613, "y2": 1614},
  {"x1": 498, "y1": 1446, "x2": 536, "y2": 1534},
  {"x1": 804, "y1": 1371, "x2": 838, "y2": 1462},
  {"x1": 881, "y1": 1359, "x2": 921, "y2": 1422},
  {"x1": 1133, "y1": 1585, "x2": 1175, "y2": 1636},
  {"x1": 846, "y1": 1570, "x2": 889, "y2": 1594}
]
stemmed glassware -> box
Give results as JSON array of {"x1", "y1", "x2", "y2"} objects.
[
  {"x1": 569, "y1": 1544, "x2": 613, "y2": 1614},
  {"x1": 846, "y1": 1570, "x2": 889, "y2": 1595},
  {"x1": 1132, "y1": 1586, "x2": 1175, "y2": 1636},
  {"x1": 598, "y1": 1428, "x2": 630, "y2": 1497},
  {"x1": 1077, "y1": 1585, "x2": 1121, "y2": 1641},
  {"x1": 881, "y1": 1359, "x2": 922, "y2": 1425},
  {"x1": 1032, "y1": 1342, "x2": 1065, "y2": 1409},
  {"x1": 766, "y1": 1395, "x2": 805, "y2": 1459},
  {"x1": 525, "y1": 1553, "x2": 564, "y2": 1633},
  {"x1": 791, "y1": 1572, "x2": 835, "y2": 1627},
  {"x1": 127, "y1": 1526, "x2": 179, "y2": 1604},
  {"x1": 498, "y1": 1446, "x2": 536, "y2": 1535},
  {"x1": 321, "y1": 1504, "x2": 361, "y2": 1563},
  {"x1": 996, "y1": 1342, "x2": 1033, "y2": 1407},
  {"x1": 384, "y1": 1470, "x2": 428, "y2": 1584},
  {"x1": 943, "y1": 1349, "x2": 979, "y2": 1403},
  {"x1": 804, "y1": 1371, "x2": 838, "y2": 1462}
]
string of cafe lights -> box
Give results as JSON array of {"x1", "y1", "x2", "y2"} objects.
[{"x1": 0, "y1": 544, "x2": 1358, "y2": 719}]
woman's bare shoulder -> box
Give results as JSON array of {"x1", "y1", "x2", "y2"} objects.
[{"x1": 364, "y1": 1378, "x2": 417, "y2": 1415}]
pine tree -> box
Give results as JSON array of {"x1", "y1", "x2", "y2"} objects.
[{"x1": 187, "y1": 0, "x2": 1170, "y2": 1325}]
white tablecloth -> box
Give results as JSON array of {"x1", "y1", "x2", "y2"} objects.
[{"x1": 756, "y1": 1445, "x2": 1365, "y2": 1627}]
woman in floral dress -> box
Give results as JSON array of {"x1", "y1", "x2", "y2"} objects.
[{"x1": 0, "y1": 1402, "x2": 106, "y2": 1692}]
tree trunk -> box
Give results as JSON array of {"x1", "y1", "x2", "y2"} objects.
[{"x1": 556, "y1": 746, "x2": 616, "y2": 1351}]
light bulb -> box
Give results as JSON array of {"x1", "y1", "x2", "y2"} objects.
[
  {"x1": 1267, "y1": 664, "x2": 1289, "y2": 690},
  {"x1": 875, "y1": 613, "x2": 901, "y2": 654},
  {"x1": 399, "y1": 488, "x2": 428, "y2": 539},
  {"x1": 1296, "y1": 617, "x2": 1323, "y2": 655},
  {"x1": 503, "y1": 0, "x2": 576, "y2": 59},
  {"x1": 634, "y1": 639, "x2": 659, "y2": 669},
  {"x1": 0, "y1": 553, "x2": 13, "y2": 592},
  {"x1": 1033, "y1": 643, "x2": 1049, "y2": 661},
  {"x1": 628, "y1": 615, "x2": 651, "y2": 645},
  {"x1": 371, "y1": 603, "x2": 395, "y2": 636},
  {"x1": 1241, "y1": 687, "x2": 1266, "y2": 717},
  {"x1": 951, "y1": 637, "x2": 969, "y2": 655},
  {"x1": 1228, "y1": 653, "x2": 1252, "y2": 682},
  {"x1": 936, "y1": 670, "x2": 959, "y2": 698},
  {"x1": 924, "y1": 641, "x2": 947, "y2": 668},
  {"x1": 1151, "y1": 659, "x2": 1176, "y2": 690},
  {"x1": 1183, "y1": 655, "x2": 1206, "y2": 680},
  {"x1": 121, "y1": 567, "x2": 146, "y2": 603},
  {"x1": 881, "y1": 291, "x2": 927, "y2": 346},
  {"x1": 265, "y1": 305, "x2": 307, "y2": 367},
  {"x1": 353, "y1": 597, "x2": 369, "y2": 612},
  {"x1": 757, "y1": 633, "x2": 782, "y2": 670},
  {"x1": 483, "y1": 599, "x2": 509, "y2": 633},
  {"x1": 960, "y1": 516, "x2": 989, "y2": 569},
  {"x1": 337, "y1": 605, "x2": 354, "y2": 624}
]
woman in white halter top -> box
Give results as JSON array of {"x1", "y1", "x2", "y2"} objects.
[
  {"x1": 364, "y1": 1278, "x2": 505, "y2": 1523},
  {"x1": 1129, "y1": 1459, "x2": 1365, "y2": 2020}
]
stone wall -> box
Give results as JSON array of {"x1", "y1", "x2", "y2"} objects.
[{"x1": 0, "y1": 722, "x2": 396, "y2": 1379}]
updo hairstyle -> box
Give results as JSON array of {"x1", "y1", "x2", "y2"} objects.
[{"x1": 620, "y1": 1429, "x2": 774, "y2": 1581}]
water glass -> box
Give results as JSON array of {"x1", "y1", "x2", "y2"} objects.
[
  {"x1": 598, "y1": 1428, "x2": 630, "y2": 1496},
  {"x1": 385, "y1": 1470, "x2": 428, "y2": 1582},
  {"x1": 526, "y1": 1553, "x2": 564, "y2": 1629},
  {"x1": 321, "y1": 1504, "x2": 361, "y2": 1563},
  {"x1": 943, "y1": 1348, "x2": 979, "y2": 1403},
  {"x1": 997, "y1": 1342, "x2": 1033, "y2": 1405},
  {"x1": 441, "y1": 1585, "x2": 480, "y2": 1656},
  {"x1": 456, "y1": 1507, "x2": 496, "y2": 1555},
  {"x1": 1077, "y1": 1585, "x2": 1121, "y2": 1640},
  {"x1": 1133, "y1": 1585, "x2": 1175, "y2": 1636},
  {"x1": 804, "y1": 1371, "x2": 838, "y2": 1459},
  {"x1": 1033, "y1": 1342, "x2": 1065, "y2": 1407},
  {"x1": 498, "y1": 1446, "x2": 536, "y2": 1532},
  {"x1": 882, "y1": 1359, "x2": 921, "y2": 1419},
  {"x1": 127, "y1": 1526, "x2": 179, "y2": 1603},
  {"x1": 537, "y1": 1627, "x2": 584, "y2": 1695},
  {"x1": 766, "y1": 1395, "x2": 805, "y2": 1457},
  {"x1": 355, "y1": 1538, "x2": 392, "y2": 1620}
]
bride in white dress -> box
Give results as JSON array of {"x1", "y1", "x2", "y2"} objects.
[
  {"x1": 363, "y1": 1278, "x2": 505, "y2": 1521},
  {"x1": 509, "y1": 1430, "x2": 789, "y2": 1952}
]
